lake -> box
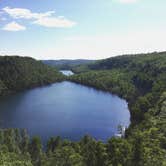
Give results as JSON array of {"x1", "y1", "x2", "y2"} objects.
[
  {"x1": 60, "y1": 70, "x2": 74, "y2": 76},
  {"x1": 0, "y1": 81, "x2": 130, "y2": 143}
]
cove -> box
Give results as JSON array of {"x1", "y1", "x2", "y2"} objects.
[{"x1": 0, "y1": 81, "x2": 130, "y2": 143}]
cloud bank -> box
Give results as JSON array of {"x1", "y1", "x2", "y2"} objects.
[
  {"x1": 2, "y1": 7, "x2": 76, "y2": 30},
  {"x1": 3, "y1": 7, "x2": 54, "y2": 19},
  {"x1": 33, "y1": 17, "x2": 76, "y2": 28}
]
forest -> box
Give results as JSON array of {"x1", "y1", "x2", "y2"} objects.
[
  {"x1": 70, "y1": 52, "x2": 166, "y2": 165},
  {"x1": 0, "y1": 52, "x2": 166, "y2": 165},
  {"x1": 0, "y1": 56, "x2": 65, "y2": 97},
  {"x1": 43, "y1": 59, "x2": 94, "y2": 70}
]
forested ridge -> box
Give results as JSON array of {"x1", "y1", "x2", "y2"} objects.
[
  {"x1": 0, "y1": 53, "x2": 166, "y2": 165},
  {"x1": 69, "y1": 52, "x2": 166, "y2": 165},
  {"x1": 43, "y1": 59, "x2": 94, "y2": 70},
  {"x1": 0, "y1": 56, "x2": 64, "y2": 97}
]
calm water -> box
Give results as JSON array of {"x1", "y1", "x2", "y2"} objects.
[
  {"x1": 0, "y1": 81, "x2": 130, "y2": 142},
  {"x1": 60, "y1": 70, "x2": 74, "y2": 76}
]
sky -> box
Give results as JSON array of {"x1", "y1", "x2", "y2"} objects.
[{"x1": 0, "y1": 0, "x2": 166, "y2": 60}]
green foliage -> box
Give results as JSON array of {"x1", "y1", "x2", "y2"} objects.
[
  {"x1": 70, "y1": 70, "x2": 136, "y2": 101},
  {"x1": 85, "y1": 52, "x2": 166, "y2": 73},
  {"x1": 69, "y1": 52, "x2": 166, "y2": 165},
  {"x1": 0, "y1": 56, "x2": 64, "y2": 97},
  {"x1": 107, "y1": 138, "x2": 132, "y2": 166},
  {"x1": 0, "y1": 152, "x2": 32, "y2": 166},
  {"x1": 42, "y1": 146, "x2": 84, "y2": 166},
  {"x1": 0, "y1": 129, "x2": 32, "y2": 166},
  {"x1": 29, "y1": 137, "x2": 42, "y2": 165},
  {"x1": 43, "y1": 59, "x2": 94, "y2": 70},
  {"x1": 46, "y1": 136, "x2": 62, "y2": 153}
]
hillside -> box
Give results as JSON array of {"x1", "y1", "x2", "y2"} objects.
[
  {"x1": 72, "y1": 52, "x2": 166, "y2": 73},
  {"x1": 69, "y1": 52, "x2": 166, "y2": 165},
  {"x1": 0, "y1": 56, "x2": 64, "y2": 97},
  {"x1": 43, "y1": 59, "x2": 95, "y2": 70}
]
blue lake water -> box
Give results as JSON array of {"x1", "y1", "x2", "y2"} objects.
[
  {"x1": 0, "y1": 81, "x2": 130, "y2": 142},
  {"x1": 60, "y1": 70, "x2": 74, "y2": 76}
]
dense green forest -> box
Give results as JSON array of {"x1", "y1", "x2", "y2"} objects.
[
  {"x1": 69, "y1": 52, "x2": 166, "y2": 165},
  {"x1": 43, "y1": 59, "x2": 94, "y2": 70},
  {"x1": 0, "y1": 56, "x2": 64, "y2": 97},
  {"x1": 0, "y1": 52, "x2": 166, "y2": 165}
]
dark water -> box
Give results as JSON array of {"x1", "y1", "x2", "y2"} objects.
[
  {"x1": 0, "y1": 81, "x2": 130, "y2": 142},
  {"x1": 60, "y1": 70, "x2": 74, "y2": 76}
]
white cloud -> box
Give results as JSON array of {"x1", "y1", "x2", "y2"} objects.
[
  {"x1": 2, "y1": 21, "x2": 26, "y2": 31},
  {"x1": 115, "y1": 0, "x2": 138, "y2": 4},
  {"x1": 3, "y1": 7, "x2": 54, "y2": 19},
  {"x1": 33, "y1": 17, "x2": 76, "y2": 28},
  {"x1": 2, "y1": 6, "x2": 76, "y2": 28}
]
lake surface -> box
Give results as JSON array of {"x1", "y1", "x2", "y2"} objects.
[
  {"x1": 60, "y1": 70, "x2": 74, "y2": 76},
  {"x1": 0, "y1": 81, "x2": 130, "y2": 142}
]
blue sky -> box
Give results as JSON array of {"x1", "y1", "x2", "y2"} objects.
[{"x1": 0, "y1": 0, "x2": 166, "y2": 59}]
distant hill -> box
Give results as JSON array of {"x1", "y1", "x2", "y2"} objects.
[
  {"x1": 88, "y1": 51, "x2": 166, "y2": 71},
  {"x1": 72, "y1": 51, "x2": 166, "y2": 73},
  {"x1": 42, "y1": 59, "x2": 95, "y2": 70},
  {"x1": 0, "y1": 56, "x2": 64, "y2": 96}
]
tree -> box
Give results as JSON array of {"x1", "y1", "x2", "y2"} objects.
[
  {"x1": 107, "y1": 138, "x2": 132, "y2": 166},
  {"x1": 29, "y1": 136, "x2": 42, "y2": 166},
  {"x1": 42, "y1": 146, "x2": 84, "y2": 166}
]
